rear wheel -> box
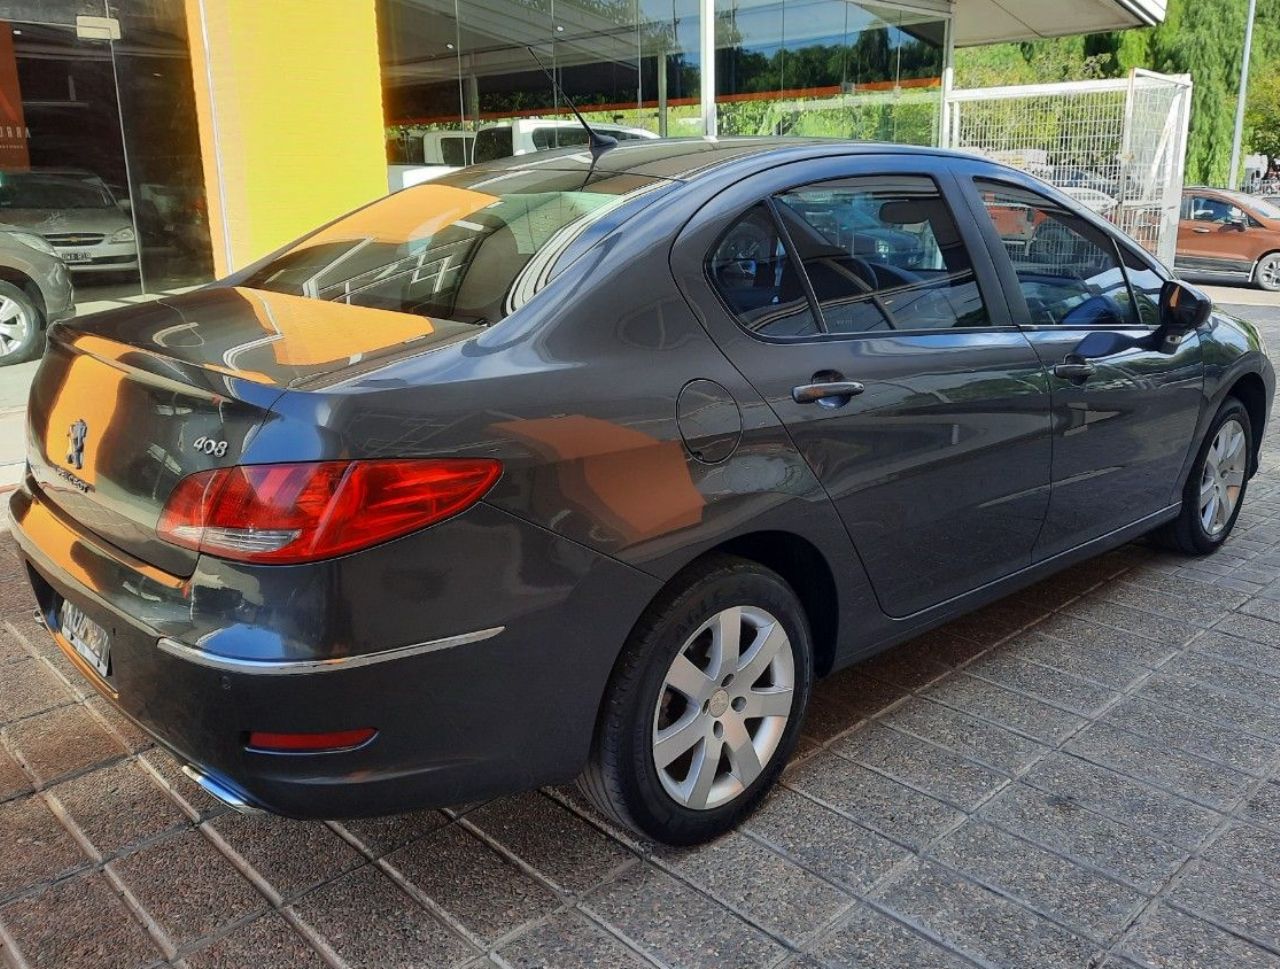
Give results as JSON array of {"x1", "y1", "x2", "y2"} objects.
[
  {"x1": 579, "y1": 555, "x2": 813, "y2": 845},
  {"x1": 0, "y1": 282, "x2": 43, "y2": 366},
  {"x1": 1255, "y1": 253, "x2": 1280, "y2": 293},
  {"x1": 1156, "y1": 397, "x2": 1252, "y2": 554}
]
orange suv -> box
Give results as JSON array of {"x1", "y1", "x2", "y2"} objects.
[{"x1": 1176, "y1": 188, "x2": 1280, "y2": 292}]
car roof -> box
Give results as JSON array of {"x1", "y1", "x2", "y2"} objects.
[{"x1": 469, "y1": 137, "x2": 977, "y2": 182}]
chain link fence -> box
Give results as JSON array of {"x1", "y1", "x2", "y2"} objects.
[{"x1": 943, "y1": 70, "x2": 1192, "y2": 267}]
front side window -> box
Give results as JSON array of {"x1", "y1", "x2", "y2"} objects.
[
  {"x1": 774, "y1": 176, "x2": 989, "y2": 333},
  {"x1": 976, "y1": 180, "x2": 1136, "y2": 328},
  {"x1": 1187, "y1": 195, "x2": 1245, "y2": 225},
  {"x1": 707, "y1": 203, "x2": 821, "y2": 338}
]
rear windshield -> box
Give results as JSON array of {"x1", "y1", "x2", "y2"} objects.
[{"x1": 240, "y1": 168, "x2": 668, "y2": 326}]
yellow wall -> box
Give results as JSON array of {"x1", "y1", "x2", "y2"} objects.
[{"x1": 184, "y1": 0, "x2": 387, "y2": 276}]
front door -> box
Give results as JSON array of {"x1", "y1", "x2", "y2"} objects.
[
  {"x1": 963, "y1": 176, "x2": 1203, "y2": 558},
  {"x1": 672, "y1": 157, "x2": 1052, "y2": 619}
]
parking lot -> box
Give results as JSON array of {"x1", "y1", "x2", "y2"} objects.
[{"x1": 2, "y1": 294, "x2": 1280, "y2": 969}]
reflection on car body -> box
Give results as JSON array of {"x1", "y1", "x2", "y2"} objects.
[{"x1": 10, "y1": 138, "x2": 1275, "y2": 846}]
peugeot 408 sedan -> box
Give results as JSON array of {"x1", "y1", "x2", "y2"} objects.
[{"x1": 12, "y1": 140, "x2": 1274, "y2": 845}]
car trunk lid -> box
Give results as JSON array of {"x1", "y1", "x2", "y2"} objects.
[{"x1": 26, "y1": 286, "x2": 475, "y2": 576}]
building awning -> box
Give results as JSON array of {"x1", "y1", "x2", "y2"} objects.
[{"x1": 953, "y1": 0, "x2": 1167, "y2": 46}]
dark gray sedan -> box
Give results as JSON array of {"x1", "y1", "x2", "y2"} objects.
[{"x1": 11, "y1": 140, "x2": 1274, "y2": 845}]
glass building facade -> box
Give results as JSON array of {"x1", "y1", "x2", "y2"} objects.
[
  {"x1": 0, "y1": 1, "x2": 213, "y2": 306},
  {"x1": 378, "y1": 0, "x2": 950, "y2": 184}
]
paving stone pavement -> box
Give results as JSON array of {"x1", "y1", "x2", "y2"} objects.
[{"x1": 2, "y1": 301, "x2": 1280, "y2": 969}]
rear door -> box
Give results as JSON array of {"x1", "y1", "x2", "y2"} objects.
[
  {"x1": 672, "y1": 155, "x2": 1052, "y2": 619},
  {"x1": 961, "y1": 175, "x2": 1203, "y2": 557}
]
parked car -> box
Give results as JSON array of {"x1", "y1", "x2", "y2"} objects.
[
  {"x1": 0, "y1": 227, "x2": 75, "y2": 364},
  {"x1": 0, "y1": 170, "x2": 139, "y2": 278},
  {"x1": 1176, "y1": 187, "x2": 1280, "y2": 292},
  {"x1": 12, "y1": 139, "x2": 1273, "y2": 845}
]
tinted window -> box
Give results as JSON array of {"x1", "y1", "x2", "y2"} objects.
[
  {"x1": 532, "y1": 128, "x2": 591, "y2": 151},
  {"x1": 774, "y1": 176, "x2": 989, "y2": 333},
  {"x1": 707, "y1": 204, "x2": 821, "y2": 338},
  {"x1": 439, "y1": 136, "x2": 471, "y2": 167},
  {"x1": 976, "y1": 180, "x2": 1136, "y2": 328},
  {"x1": 241, "y1": 169, "x2": 667, "y2": 326},
  {"x1": 472, "y1": 127, "x2": 513, "y2": 162},
  {"x1": 1187, "y1": 195, "x2": 1245, "y2": 224}
]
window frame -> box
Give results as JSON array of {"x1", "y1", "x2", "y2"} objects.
[
  {"x1": 702, "y1": 167, "x2": 1011, "y2": 345},
  {"x1": 963, "y1": 174, "x2": 1169, "y2": 332}
]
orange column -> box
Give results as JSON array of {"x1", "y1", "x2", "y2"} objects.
[{"x1": 184, "y1": 0, "x2": 388, "y2": 276}]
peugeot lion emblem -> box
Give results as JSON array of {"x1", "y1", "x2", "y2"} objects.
[{"x1": 66, "y1": 419, "x2": 88, "y2": 470}]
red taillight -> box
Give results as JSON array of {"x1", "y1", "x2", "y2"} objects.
[
  {"x1": 247, "y1": 727, "x2": 377, "y2": 752},
  {"x1": 158, "y1": 459, "x2": 501, "y2": 564}
]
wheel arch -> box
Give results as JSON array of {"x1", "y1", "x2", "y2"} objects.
[
  {"x1": 0, "y1": 266, "x2": 46, "y2": 323},
  {"x1": 694, "y1": 530, "x2": 840, "y2": 677},
  {"x1": 1227, "y1": 370, "x2": 1269, "y2": 473}
]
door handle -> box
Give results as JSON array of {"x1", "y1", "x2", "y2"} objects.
[
  {"x1": 1193, "y1": 227, "x2": 1212, "y2": 234},
  {"x1": 791, "y1": 380, "x2": 865, "y2": 405},
  {"x1": 1053, "y1": 360, "x2": 1097, "y2": 382}
]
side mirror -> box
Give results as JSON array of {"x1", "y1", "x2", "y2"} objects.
[
  {"x1": 118, "y1": 198, "x2": 132, "y2": 214},
  {"x1": 1227, "y1": 215, "x2": 1247, "y2": 231},
  {"x1": 1156, "y1": 279, "x2": 1212, "y2": 344}
]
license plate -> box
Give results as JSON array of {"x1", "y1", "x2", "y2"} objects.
[
  {"x1": 59, "y1": 599, "x2": 110, "y2": 678},
  {"x1": 61, "y1": 250, "x2": 93, "y2": 264}
]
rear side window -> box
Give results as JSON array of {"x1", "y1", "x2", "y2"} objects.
[
  {"x1": 773, "y1": 176, "x2": 990, "y2": 333},
  {"x1": 707, "y1": 204, "x2": 821, "y2": 338},
  {"x1": 975, "y1": 180, "x2": 1137, "y2": 328}
]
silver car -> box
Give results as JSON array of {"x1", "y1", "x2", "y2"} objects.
[
  {"x1": 0, "y1": 170, "x2": 139, "y2": 277},
  {"x1": 0, "y1": 227, "x2": 75, "y2": 364}
]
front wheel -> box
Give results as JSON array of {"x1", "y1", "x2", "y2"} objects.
[
  {"x1": 579, "y1": 555, "x2": 813, "y2": 845},
  {"x1": 1156, "y1": 397, "x2": 1252, "y2": 555},
  {"x1": 0, "y1": 281, "x2": 44, "y2": 366}
]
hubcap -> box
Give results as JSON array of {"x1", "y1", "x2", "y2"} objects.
[
  {"x1": 0, "y1": 296, "x2": 31, "y2": 358},
  {"x1": 652, "y1": 605, "x2": 795, "y2": 811},
  {"x1": 1262, "y1": 257, "x2": 1280, "y2": 289},
  {"x1": 1199, "y1": 418, "x2": 1247, "y2": 537}
]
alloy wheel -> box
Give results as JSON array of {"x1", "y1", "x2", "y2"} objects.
[
  {"x1": 0, "y1": 296, "x2": 31, "y2": 359},
  {"x1": 651, "y1": 605, "x2": 794, "y2": 810},
  {"x1": 1199, "y1": 417, "x2": 1247, "y2": 536},
  {"x1": 1260, "y1": 256, "x2": 1280, "y2": 291}
]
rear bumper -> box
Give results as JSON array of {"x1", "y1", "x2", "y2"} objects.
[{"x1": 10, "y1": 479, "x2": 659, "y2": 817}]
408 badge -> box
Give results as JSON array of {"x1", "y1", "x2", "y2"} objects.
[{"x1": 192, "y1": 436, "x2": 230, "y2": 457}]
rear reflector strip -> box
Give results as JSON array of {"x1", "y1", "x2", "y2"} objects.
[{"x1": 246, "y1": 727, "x2": 377, "y2": 753}]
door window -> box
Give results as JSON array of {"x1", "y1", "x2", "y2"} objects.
[
  {"x1": 975, "y1": 180, "x2": 1138, "y2": 328},
  {"x1": 706, "y1": 203, "x2": 822, "y2": 338},
  {"x1": 1186, "y1": 195, "x2": 1245, "y2": 224},
  {"x1": 773, "y1": 176, "x2": 989, "y2": 333}
]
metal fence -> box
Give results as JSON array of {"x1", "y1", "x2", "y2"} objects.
[{"x1": 943, "y1": 70, "x2": 1193, "y2": 267}]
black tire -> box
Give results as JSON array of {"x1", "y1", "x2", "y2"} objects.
[
  {"x1": 0, "y1": 280, "x2": 44, "y2": 366},
  {"x1": 579, "y1": 555, "x2": 814, "y2": 845},
  {"x1": 1155, "y1": 397, "x2": 1253, "y2": 555},
  {"x1": 1255, "y1": 252, "x2": 1280, "y2": 293}
]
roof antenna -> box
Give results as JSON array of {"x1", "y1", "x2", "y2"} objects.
[{"x1": 526, "y1": 46, "x2": 617, "y2": 163}]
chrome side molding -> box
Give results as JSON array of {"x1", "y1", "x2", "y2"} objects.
[{"x1": 156, "y1": 626, "x2": 505, "y2": 676}]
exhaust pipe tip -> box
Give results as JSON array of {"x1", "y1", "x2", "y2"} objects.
[{"x1": 180, "y1": 764, "x2": 265, "y2": 816}]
